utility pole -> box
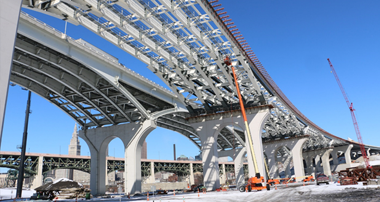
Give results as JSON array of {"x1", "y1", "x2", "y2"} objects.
[{"x1": 16, "y1": 91, "x2": 31, "y2": 198}]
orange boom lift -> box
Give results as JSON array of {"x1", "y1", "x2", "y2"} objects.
[{"x1": 224, "y1": 56, "x2": 270, "y2": 192}]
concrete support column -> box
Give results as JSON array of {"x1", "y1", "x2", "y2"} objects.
[
  {"x1": 246, "y1": 111, "x2": 270, "y2": 181},
  {"x1": 86, "y1": 139, "x2": 107, "y2": 196},
  {"x1": 146, "y1": 162, "x2": 155, "y2": 183},
  {"x1": 233, "y1": 148, "x2": 246, "y2": 187},
  {"x1": 265, "y1": 152, "x2": 277, "y2": 179},
  {"x1": 291, "y1": 138, "x2": 308, "y2": 181},
  {"x1": 305, "y1": 156, "x2": 315, "y2": 177},
  {"x1": 344, "y1": 144, "x2": 353, "y2": 166},
  {"x1": 200, "y1": 131, "x2": 220, "y2": 191},
  {"x1": 220, "y1": 164, "x2": 226, "y2": 185},
  {"x1": 30, "y1": 156, "x2": 44, "y2": 189},
  {"x1": 0, "y1": 0, "x2": 22, "y2": 148},
  {"x1": 190, "y1": 121, "x2": 221, "y2": 191},
  {"x1": 125, "y1": 120, "x2": 156, "y2": 194},
  {"x1": 367, "y1": 148, "x2": 371, "y2": 157},
  {"x1": 189, "y1": 163, "x2": 194, "y2": 186},
  {"x1": 79, "y1": 120, "x2": 156, "y2": 196},
  {"x1": 321, "y1": 149, "x2": 333, "y2": 177},
  {"x1": 331, "y1": 151, "x2": 339, "y2": 166},
  {"x1": 314, "y1": 155, "x2": 322, "y2": 173},
  {"x1": 285, "y1": 162, "x2": 291, "y2": 178}
]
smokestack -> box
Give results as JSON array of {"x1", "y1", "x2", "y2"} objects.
[{"x1": 173, "y1": 144, "x2": 176, "y2": 160}]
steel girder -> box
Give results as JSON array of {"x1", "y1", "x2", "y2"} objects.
[
  {"x1": 0, "y1": 154, "x2": 39, "y2": 175},
  {"x1": 42, "y1": 156, "x2": 91, "y2": 174},
  {"x1": 12, "y1": 32, "x2": 176, "y2": 127}
]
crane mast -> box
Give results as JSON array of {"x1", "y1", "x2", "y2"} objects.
[{"x1": 327, "y1": 58, "x2": 370, "y2": 169}]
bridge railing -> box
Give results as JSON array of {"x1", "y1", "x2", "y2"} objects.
[
  {"x1": 68, "y1": 38, "x2": 119, "y2": 65},
  {"x1": 20, "y1": 11, "x2": 64, "y2": 39}
]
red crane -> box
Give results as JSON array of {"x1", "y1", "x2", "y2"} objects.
[{"x1": 327, "y1": 58, "x2": 371, "y2": 169}]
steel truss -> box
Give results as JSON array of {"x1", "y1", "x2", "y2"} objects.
[{"x1": 0, "y1": 152, "x2": 240, "y2": 178}]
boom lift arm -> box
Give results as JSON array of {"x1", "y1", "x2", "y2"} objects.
[
  {"x1": 327, "y1": 58, "x2": 370, "y2": 169},
  {"x1": 224, "y1": 57, "x2": 269, "y2": 192}
]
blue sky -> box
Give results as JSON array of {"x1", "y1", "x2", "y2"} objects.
[{"x1": 2, "y1": 0, "x2": 380, "y2": 163}]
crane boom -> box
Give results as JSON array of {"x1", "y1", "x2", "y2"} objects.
[{"x1": 327, "y1": 58, "x2": 370, "y2": 169}]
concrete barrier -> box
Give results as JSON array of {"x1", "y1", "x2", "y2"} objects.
[{"x1": 142, "y1": 182, "x2": 188, "y2": 192}]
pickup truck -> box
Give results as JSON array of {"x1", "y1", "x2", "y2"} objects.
[{"x1": 316, "y1": 173, "x2": 329, "y2": 185}]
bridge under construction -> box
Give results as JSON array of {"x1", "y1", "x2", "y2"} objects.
[{"x1": 1, "y1": 0, "x2": 380, "y2": 196}]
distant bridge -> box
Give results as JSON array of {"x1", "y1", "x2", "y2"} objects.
[{"x1": 0, "y1": 151, "x2": 238, "y2": 188}]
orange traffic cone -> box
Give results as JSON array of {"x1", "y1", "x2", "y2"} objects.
[
  {"x1": 198, "y1": 189, "x2": 200, "y2": 197},
  {"x1": 147, "y1": 192, "x2": 149, "y2": 201},
  {"x1": 245, "y1": 186, "x2": 248, "y2": 192},
  {"x1": 275, "y1": 184, "x2": 277, "y2": 190},
  {"x1": 174, "y1": 190, "x2": 175, "y2": 196}
]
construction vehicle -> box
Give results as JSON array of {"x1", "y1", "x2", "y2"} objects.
[
  {"x1": 267, "y1": 179, "x2": 280, "y2": 186},
  {"x1": 224, "y1": 56, "x2": 270, "y2": 192},
  {"x1": 239, "y1": 176, "x2": 270, "y2": 192},
  {"x1": 302, "y1": 175, "x2": 315, "y2": 183}
]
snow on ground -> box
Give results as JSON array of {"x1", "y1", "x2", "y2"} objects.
[
  {"x1": 1, "y1": 182, "x2": 379, "y2": 201},
  {"x1": 0, "y1": 187, "x2": 35, "y2": 200}
]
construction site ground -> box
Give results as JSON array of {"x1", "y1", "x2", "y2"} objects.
[{"x1": 3, "y1": 182, "x2": 380, "y2": 202}]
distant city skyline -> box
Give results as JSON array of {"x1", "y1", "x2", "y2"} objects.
[{"x1": 1, "y1": 1, "x2": 380, "y2": 169}]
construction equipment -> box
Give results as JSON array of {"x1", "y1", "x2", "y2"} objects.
[
  {"x1": 238, "y1": 176, "x2": 270, "y2": 192},
  {"x1": 327, "y1": 58, "x2": 370, "y2": 169},
  {"x1": 302, "y1": 175, "x2": 315, "y2": 183},
  {"x1": 267, "y1": 179, "x2": 280, "y2": 186},
  {"x1": 224, "y1": 56, "x2": 269, "y2": 192}
]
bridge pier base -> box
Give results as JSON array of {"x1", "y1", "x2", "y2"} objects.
[
  {"x1": 79, "y1": 120, "x2": 156, "y2": 196},
  {"x1": 219, "y1": 148, "x2": 246, "y2": 187},
  {"x1": 189, "y1": 162, "x2": 194, "y2": 186},
  {"x1": 303, "y1": 148, "x2": 333, "y2": 178},
  {"x1": 329, "y1": 144, "x2": 354, "y2": 172},
  {"x1": 304, "y1": 155, "x2": 315, "y2": 177},
  {"x1": 233, "y1": 148, "x2": 246, "y2": 187},
  {"x1": 263, "y1": 137, "x2": 308, "y2": 181},
  {"x1": 188, "y1": 106, "x2": 271, "y2": 190},
  {"x1": 193, "y1": 122, "x2": 220, "y2": 191}
]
